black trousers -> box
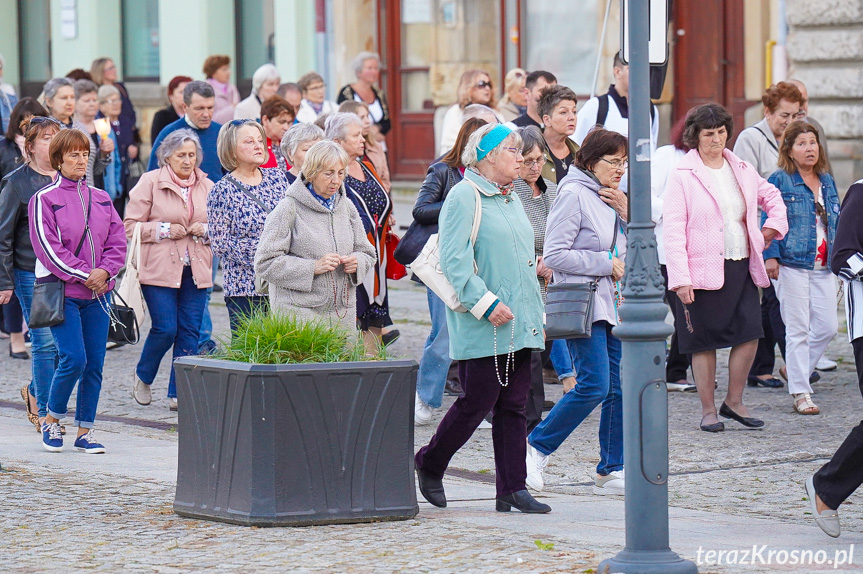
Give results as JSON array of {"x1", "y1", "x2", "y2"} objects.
[
  {"x1": 813, "y1": 338, "x2": 863, "y2": 509},
  {"x1": 525, "y1": 350, "x2": 545, "y2": 434},
  {"x1": 750, "y1": 284, "x2": 786, "y2": 376},
  {"x1": 225, "y1": 295, "x2": 270, "y2": 334},
  {"x1": 661, "y1": 266, "x2": 691, "y2": 381}
]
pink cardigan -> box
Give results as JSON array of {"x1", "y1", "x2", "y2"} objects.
[{"x1": 663, "y1": 148, "x2": 788, "y2": 291}]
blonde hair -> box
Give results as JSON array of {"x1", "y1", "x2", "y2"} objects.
[
  {"x1": 90, "y1": 58, "x2": 113, "y2": 85},
  {"x1": 456, "y1": 69, "x2": 496, "y2": 109},
  {"x1": 217, "y1": 119, "x2": 266, "y2": 171},
  {"x1": 301, "y1": 140, "x2": 349, "y2": 181},
  {"x1": 499, "y1": 68, "x2": 526, "y2": 106}
]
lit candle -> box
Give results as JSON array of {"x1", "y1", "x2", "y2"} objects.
[{"x1": 94, "y1": 118, "x2": 111, "y2": 140}]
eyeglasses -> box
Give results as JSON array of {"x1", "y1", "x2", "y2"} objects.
[
  {"x1": 815, "y1": 201, "x2": 828, "y2": 227},
  {"x1": 229, "y1": 119, "x2": 258, "y2": 126},
  {"x1": 101, "y1": 98, "x2": 122, "y2": 105},
  {"x1": 30, "y1": 116, "x2": 62, "y2": 126},
  {"x1": 307, "y1": 83, "x2": 326, "y2": 91},
  {"x1": 503, "y1": 147, "x2": 523, "y2": 157},
  {"x1": 523, "y1": 158, "x2": 546, "y2": 169},
  {"x1": 599, "y1": 157, "x2": 628, "y2": 170},
  {"x1": 476, "y1": 81, "x2": 492, "y2": 89}
]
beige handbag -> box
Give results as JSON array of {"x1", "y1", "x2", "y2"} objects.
[{"x1": 117, "y1": 222, "x2": 147, "y2": 325}]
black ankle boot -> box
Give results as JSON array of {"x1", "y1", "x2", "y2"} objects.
[
  {"x1": 496, "y1": 489, "x2": 551, "y2": 513},
  {"x1": 416, "y1": 467, "x2": 447, "y2": 508}
]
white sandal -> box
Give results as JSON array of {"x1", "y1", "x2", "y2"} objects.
[{"x1": 793, "y1": 393, "x2": 820, "y2": 415}]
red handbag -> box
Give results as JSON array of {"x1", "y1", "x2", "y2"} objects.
[{"x1": 385, "y1": 232, "x2": 407, "y2": 280}]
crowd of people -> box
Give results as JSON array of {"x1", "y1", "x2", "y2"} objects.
[{"x1": 0, "y1": 52, "x2": 861, "y2": 527}]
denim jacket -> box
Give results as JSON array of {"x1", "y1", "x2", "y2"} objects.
[{"x1": 763, "y1": 169, "x2": 839, "y2": 270}]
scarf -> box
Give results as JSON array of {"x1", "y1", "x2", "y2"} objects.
[
  {"x1": 167, "y1": 165, "x2": 198, "y2": 189},
  {"x1": 468, "y1": 167, "x2": 515, "y2": 196},
  {"x1": 209, "y1": 78, "x2": 230, "y2": 94}
]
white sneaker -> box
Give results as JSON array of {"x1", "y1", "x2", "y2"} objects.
[
  {"x1": 593, "y1": 469, "x2": 625, "y2": 495},
  {"x1": 132, "y1": 375, "x2": 151, "y2": 406},
  {"x1": 414, "y1": 393, "x2": 432, "y2": 426},
  {"x1": 525, "y1": 443, "x2": 549, "y2": 492},
  {"x1": 666, "y1": 381, "x2": 697, "y2": 393},
  {"x1": 168, "y1": 397, "x2": 178, "y2": 412},
  {"x1": 816, "y1": 357, "x2": 838, "y2": 371}
]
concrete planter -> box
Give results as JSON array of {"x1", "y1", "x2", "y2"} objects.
[{"x1": 172, "y1": 356, "x2": 419, "y2": 527}]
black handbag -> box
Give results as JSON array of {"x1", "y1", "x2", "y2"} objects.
[
  {"x1": 393, "y1": 219, "x2": 433, "y2": 266},
  {"x1": 545, "y1": 212, "x2": 619, "y2": 340},
  {"x1": 28, "y1": 188, "x2": 92, "y2": 329},
  {"x1": 99, "y1": 290, "x2": 140, "y2": 345}
]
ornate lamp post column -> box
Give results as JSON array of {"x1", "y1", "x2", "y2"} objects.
[{"x1": 598, "y1": 1, "x2": 698, "y2": 573}]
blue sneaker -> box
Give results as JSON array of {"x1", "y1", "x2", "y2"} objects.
[
  {"x1": 41, "y1": 422, "x2": 63, "y2": 452},
  {"x1": 74, "y1": 430, "x2": 106, "y2": 454}
]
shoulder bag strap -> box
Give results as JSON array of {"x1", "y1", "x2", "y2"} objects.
[
  {"x1": 226, "y1": 174, "x2": 272, "y2": 215},
  {"x1": 73, "y1": 185, "x2": 92, "y2": 257},
  {"x1": 461, "y1": 178, "x2": 484, "y2": 245},
  {"x1": 596, "y1": 94, "x2": 610, "y2": 128}
]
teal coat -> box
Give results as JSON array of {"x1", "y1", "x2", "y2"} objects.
[{"x1": 439, "y1": 169, "x2": 545, "y2": 360}]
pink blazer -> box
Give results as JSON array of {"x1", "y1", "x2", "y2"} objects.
[{"x1": 663, "y1": 148, "x2": 788, "y2": 291}]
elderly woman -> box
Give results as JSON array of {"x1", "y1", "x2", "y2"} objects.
[
  {"x1": 259, "y1": 95, "x2": 295, "y2": 170},
  {"x1": 29, "y1": 128, "x2": 126, "y2": 453},
  {"x1": 255, "y1": 141, "x2": 376, "y2": 331},
  {"x1": 234, "y1": 64, "x2": 281, "y2": 121},
  {"x1": 90, "y1": 57, "x2": 139, "y2": 153},
  {"x1": 664, "y1": 103, "x2": 788, "y2": 432},
  {"x1": 150, "y1": 76, "x2": 192, "y2": 144},
  {"x1": 439, "y1": 69, "x2": 498, "y2": 156},
  {"x1": 207, "y1": 119, "x2": 290, "y2": 332},
  {"x1": 43, "y1": 77, "x2": 111, "y2": 185},
  {"x1": 513, "y1": 126, "x2": 559, "y2": 431},
  {"x1": 409, "y1": 117, "x2": 488, "y2": 425},
  {"x1": 338, "y1": 100, "x2": 391, "y2": 191},
  {"x1": 497, "y1": 68, "x2": 527, "y2": 123},
  {"x1": 96, "y1": 85, "x2": 131, "y2": 217},
  {"x1": 296, "y1": 72, "x2": 338, "y2": 124},
  {"x1": 414, "y1": 123, "x2": 549, "y2": 514},
  {"x1": 0, "y1": 116, "x2": 60, "y2": 430},
  {"x1": 204, "y1": 55, "x2": 240, "y2": 125},
  {"x1": 327, "y1": 112, "x2": 395, "y2": 353},
  {"x1": 765, "y1": 121, "x2": 840, "y2": 415},
  {"x1": 337, "y1": 52, "x2": 391, "y2": 139},
  {"x1": 281, "y1": 122, "x2": 324, "y2": 185},
  {"x1": 525, "y1": 129, "x2": 628, "y2": 495},
  {"x1": 126, "y1": 130, "x2": 213, "y2": 411},
  {"x1": 539, "y1": 85, "x2": 580, "y2": 184}
]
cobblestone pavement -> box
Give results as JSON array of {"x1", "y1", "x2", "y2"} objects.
[{"x1": 2, "y1": 194, "x2": 862, "y2": 571}]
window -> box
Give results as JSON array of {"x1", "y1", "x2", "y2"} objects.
[
  {"x1": 236, "y1": 0, "x2": 276, "y2": 83},
  {"x1": 121, "y1": 0, "x2": 159, "y2": 80},
  {"x1": 18, "y1": 0, "x2": 52, "y2": 84}
]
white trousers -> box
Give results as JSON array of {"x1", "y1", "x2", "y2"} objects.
[{"x1": 775, "y1": 267, "x2": 838, "y2": 395}]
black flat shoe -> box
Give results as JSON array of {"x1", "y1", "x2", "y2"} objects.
[
  {"x1": 719, "y1": 402, "x2": 764, "y2": 428},
  {"x1": 747, "y1": 375, "x2": 783, "y2": 388},
  {"x1": 700, "y1": 414, "x2": 725, "y2": 433},
  {"x1": 381, "y1": 330, "x2": 400, "y2": 346},
  {"x1": 9, "y1": 344, "x2": 29, "y2": 360},
  {"x1": 416, "y1": 467, "x2": 447, "y2": 508},
  {"x1": 496, "y1": 489, "x2": 551, "y2": 513}
]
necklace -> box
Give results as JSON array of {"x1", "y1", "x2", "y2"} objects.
[
  {"x1": 328, "y1": 270, "x2": 351, "y2": 319},
  {"x1": 493, "y1": 322, "x2": 516, "y2": 386}
]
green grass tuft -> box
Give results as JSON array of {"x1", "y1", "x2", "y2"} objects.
[{"x1": 212, "y1": 310, "x2": 387, "y2": 365}]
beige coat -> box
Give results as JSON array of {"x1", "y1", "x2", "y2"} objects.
[
  {"x1": 254, "y1": 176, "x2": 376, "y2": 332},
  {"x1": 123, "y1": 167, "x2": 214, "y2": 289}
]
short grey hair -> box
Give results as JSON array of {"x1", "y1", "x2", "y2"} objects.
[
  {"x1": 351, "y1": 52, "x2": 380, "y2": 77},
  {"x1": 97, "y1": 84, "x2": 120, "y2": 103},
  {"x1": 301, "y1": 140, "x2": 350, "y2": 181},
  {"x1": 157, "y1": 129, "x2": 203, "y2": 168},
  {"x1": 280, "y1": 122, "x2": 324, "y2": 162},
  {"x1": 463, "y1": 104, "x2": 499, "y2": 124},
  {"x1": 183, "y1": 81, "x2": 215, "y2": 105},
  {"x1": 518, "y1": 125, "x2": 546, "y2": 156},
  {"x1": 252, "y1": 64, "x2": 280, "y2": 95},
  {"x1": 461, "y1": 124, "x2": 523, "y2": 168},
  {"x1": 73, "y1": 79, "x2": 99, "y2": 99},
  {"x1": 324, "y1": 112, "x2": 363, "y2": 142},
  {"x1": 43, "y1": 77, "x2": 74, "y2": 102}
]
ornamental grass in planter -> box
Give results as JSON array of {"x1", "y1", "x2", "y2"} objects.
[{"x1": 172, "y1": 311, "x2": 419, "y2": 527}]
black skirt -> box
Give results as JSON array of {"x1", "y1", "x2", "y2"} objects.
[{"x1": 674, "y1": 258, "x2": 763, "y2": 354}]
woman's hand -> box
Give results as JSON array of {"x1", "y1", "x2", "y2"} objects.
[
  {"x1": 762, "y1": 227, "x2": 779, "y2": 250},
  {"x1": 536, "y1": 256, "x2": 553, "y2": 281},
  {"x1": 675, "y1": 285, "x2": 695, "y2": 305},
  {"x1": 314, "y1": 253, "x2": 341, "y2": 275},
  {"x1": 488, "y1": 302, "x2": 514, "y2": 327},
  {"x1": 599, "y1": 187, "x2": 628, "y2": 221},
  {"x1": 99, "y1": 137, "x2": 115, "y2": 157},
  {"x1": 341, "y1": 255, "x2": 358, "y2": 274},
  {"x1": 0, "y1": 290, "x2": 12, "y2": 305},
  {"x1": 187, "y1": 223, "x2": 206, "y2": 237},
  {"x1": 85, "y1": 268, "x2": 110, "y2": 294},
  {"x1": 766, "y1": 258, "x2": 780, "y2": 280},
  {"x1": 169, "y1": 224, "x2": 188, "y2": 239},
  {"x1": 128, "y1": 144, "x2": 139, "y2": 160},
  {"x1": 611, "y1": 256, "x2": 625, "y2": 282}
]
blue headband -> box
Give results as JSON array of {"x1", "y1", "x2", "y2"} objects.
[{"x1": 476, "y1": 124, "x2": 513, "y2": 161}]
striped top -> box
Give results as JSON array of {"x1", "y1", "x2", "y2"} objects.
[{"x1": 514, "y1": 176, "x2": 557, "y2": 300}]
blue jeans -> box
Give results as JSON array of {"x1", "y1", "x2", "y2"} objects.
[
  {"x1": 48, "y1": 296, "x2": 110, "y2": 428},
  {"x1": 138, "y1": 267, "x2": 208, "y2": 398},
  {"x1": 416, "y1": 287, "x2": 453, "y2": 409},
  {"x1": 197, "y1": 255, "x2": 219, "y2": 349},
  {"x1": 14, "y1": 268, "x2": 58, "y2": 418},
  {"x1": 549, "y1": 338, "x2": 575, "y2": 380},
  {"x1": 529, "y1": 321, "x2": 623, "y2": 475}
]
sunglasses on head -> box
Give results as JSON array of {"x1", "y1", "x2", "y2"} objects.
[
  {"x1": 476, "y1": 80, "x2": 492, "y2": 89},
  {"x1": 229, "y1": 119, "x2": 257, "y2": 126},
  {"x1": 30, "y1": 116, "x2": 62, "y2": 127}
]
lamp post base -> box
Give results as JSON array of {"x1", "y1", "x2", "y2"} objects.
[{"x1": 598, "y1": 549, "x2": 698, "y2": 574}]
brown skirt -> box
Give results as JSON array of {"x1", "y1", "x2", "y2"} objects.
[{"x1": 674, "y1": 258, "x2": 764, "y2": 354}]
